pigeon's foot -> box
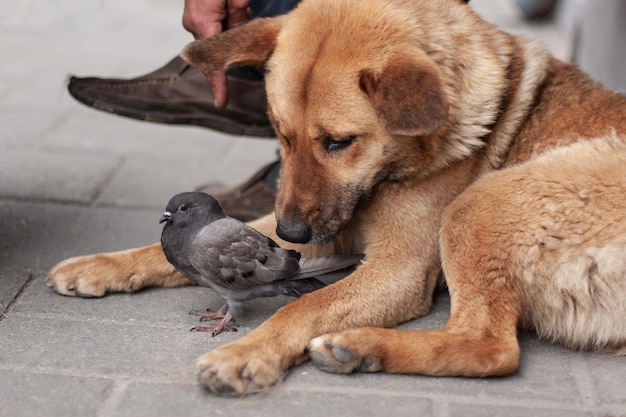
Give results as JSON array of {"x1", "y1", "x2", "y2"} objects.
[
  {"x1": 191, "y1": 315, "x2": 237, "y2": 337},
  {"x1": 189, "y1": 304, "x2": 228, "y2": 322}
]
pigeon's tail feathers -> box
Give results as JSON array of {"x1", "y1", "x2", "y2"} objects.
[
  {"x1": 277, "y1": 278, "x2": 327, "y2": 297},
  {"x1": 265, "y1": 247, "x2": 301, "y2": 280},
  {"x1": 295, "y1": 254, "x2": 364, "y2": 279}
]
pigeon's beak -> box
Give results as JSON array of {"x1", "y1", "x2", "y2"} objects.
[{"x1": 159, "y1": 211, "x2": 171, "y2": 224}]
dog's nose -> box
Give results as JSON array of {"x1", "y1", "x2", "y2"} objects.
[{"x1": 276, "y1": 220, "x2": 312, "y2": 244}]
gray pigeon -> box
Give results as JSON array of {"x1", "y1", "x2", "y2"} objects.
[{"x1": 159, "y1": 192, "x2": 363, "y2": 336}]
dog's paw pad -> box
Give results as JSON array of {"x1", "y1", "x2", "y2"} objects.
[
  {"x1": 197, "y1": 362, "x2": 240, "y2": 395},
  {"x1": 308, "y1": 349, "x2": 331, "y2": 368},
  {"x1": 212, "y1": 377, "x2": 239, "y2": 395},
  {"x1": 356, "y1": 355, "x2": 380, "y2": 372},
  {"x1": 308, "y1": 334, "x2": 381, "y2": 374},
  {"x1": 330, "y1": 345, "x2": 354, "y2": 364},
  {"x1": 196, "y1": 346, "x2": 283, "y2": 395}
]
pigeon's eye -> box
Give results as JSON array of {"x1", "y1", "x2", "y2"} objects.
[{"x1": 179, "y1": 204, "x2": 189, "y2": 212}]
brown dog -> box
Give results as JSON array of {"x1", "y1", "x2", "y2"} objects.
[{"x1": 48, "y1": 0, "x2": 626, "y2": 394}]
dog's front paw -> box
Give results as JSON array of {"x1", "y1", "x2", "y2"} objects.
[
  {"x1": 196, "y1": 342, "x2": 285, "y2": 395},
  {"x1": 308, "y1": 329, "x2": 384, "y2": 374},
  {"x1": 47, "y1": 252, "x2": 138, "y2": 297}
]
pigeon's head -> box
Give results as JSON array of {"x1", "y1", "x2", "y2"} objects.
[{"x1": 159, "y1": 192, "x2": 225, "y2": 226}]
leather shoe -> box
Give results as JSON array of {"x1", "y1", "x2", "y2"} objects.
[{"x1": 68, "y1": 56, "x2": 275, "y2": 137}]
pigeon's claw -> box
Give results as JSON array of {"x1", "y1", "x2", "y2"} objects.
[
  {"x1": 189, "y1": 304, "x2": 229, "y2": 322},
  {"x1": 191, "y1": 315, "x2": 237, "y2": 337}
]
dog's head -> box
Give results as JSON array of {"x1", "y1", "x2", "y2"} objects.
[{"x1": 182, "y1": 0, "x2": 492, "y2": 245}]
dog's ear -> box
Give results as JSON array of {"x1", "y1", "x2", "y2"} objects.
[
  {"x1": 181, "y1": 16, "x2": 283, "y2": 71},
  {"x1": 359, "y1": 56, "x2": 449, "y2": 137}
]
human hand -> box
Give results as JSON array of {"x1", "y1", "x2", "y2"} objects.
[{"x1": 183, "y1": 0, "x2": 250, "y2": 107}]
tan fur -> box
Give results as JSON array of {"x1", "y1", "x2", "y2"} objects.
[{"x1": 48, "y1": 0, "x2": 626, "y2": 393}]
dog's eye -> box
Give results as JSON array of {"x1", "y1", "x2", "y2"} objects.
[{"x1": 324, "y1": 135, "x2": 356, "y2": 153}]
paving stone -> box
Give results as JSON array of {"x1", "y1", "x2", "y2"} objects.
[
  {"x1": 0, "y1": 315, "x2": 204, "y2": 381},
  {"x1": 41, "y1": 116, "x2": 237, "y2": 162},
  {"x1": 584, "y1": 353, "x2": 626, "y2": 405},
  {"x1": 113, "y1": 381, "x2": 433, "y2": 417},
  {"x1": 0, "y1": 150, "x2": 119, "y2": 203},
  {"x1": 95, "y1": 157, "x2": 226, "y2": 210},
  {"x1": 13, "y1": 274, "x2": 290, "y2": 333},
  {"x1": 0, "y1": 200, "x2": 161, "y2": 271},
  {"x1": 0, "y1": 112, "x2": 61, "y2": 148},
  {"x1": 0, "y1": 267, "x2": 31, "y2": 312},
  {"x1": 0, "y1": 369, "x2": 113, "y2": 417},
  {"x1": 447, "y1": 403, "x2": 593, "y2": 417}
]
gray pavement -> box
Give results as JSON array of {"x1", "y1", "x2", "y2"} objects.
[{"x1": 0, "y1": 1, "x2": 624, "y2": 416}]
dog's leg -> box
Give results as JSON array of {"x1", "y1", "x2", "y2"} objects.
[
  {"x1": 307, "y1": 325, "x2": 520, "y2": 377},
  {"x1": 308, "y1": 208, "x2": 522, "y2": 377},
  {"x1": 47, "y1": 242, "x2": 193, "y2": 297},
  {"x1": 46, "y1": 214, "x2": 340, "y2": 297},
  {"x1": 195, "y1": 248, "x2": 441, "y2": 393},
  {"x1": 307, "y1": 179, "x2": 524, "y2": 377},
  {"x1": 307, "y1": 293, "x2": 521, "y2": 377},
  {"x1": 46, "y1": 215, "x2": 278, "y2": 297}
]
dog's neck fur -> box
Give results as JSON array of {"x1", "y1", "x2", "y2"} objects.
[
  {"x1": 408, "y1": 1, "x2": 626, "y2": 179},
  {"x1": 411, "y1": 3, "x2": 552, "y2": 175},
  {"x1": 475, "y1": 37, "x2": 552, "y2": 173}
]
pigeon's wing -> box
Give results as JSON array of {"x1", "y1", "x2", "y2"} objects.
[
  {"x1": 188, "y1": 217, "x2": 301, "y2": 291},
  {"x1": 294, "y1": 254, "x2": 365, "y2": 279}
]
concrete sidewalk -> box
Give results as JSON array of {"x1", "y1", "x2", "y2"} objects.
[{"x1": 0, "y1": 1, "x2": 623, "y2": 416}]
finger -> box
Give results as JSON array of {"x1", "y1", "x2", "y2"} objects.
[
  {"x1": 208, "y1": 70, "x2": 228, "y2": 108},
  {"x1": 225, "y1": 0, "x2": 250, "y2": 30},
  {"x1": 182, "y1": 0, "x2": 226, "y2": 39},
  {"x1": 189, "y1": 20, "x2": 223, "y2": 41}
]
